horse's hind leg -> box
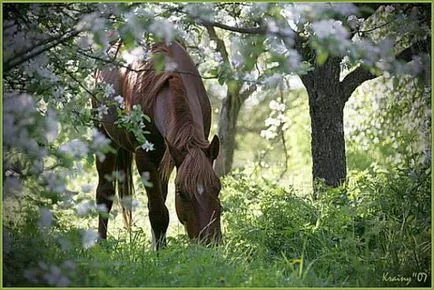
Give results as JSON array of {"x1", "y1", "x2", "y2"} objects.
[
  {"x1": 96, "y1": 151, "x2": 116, "y2": 239},
  {"x1": 135, "y1": 151, "x2": 169, "y2": 250}
]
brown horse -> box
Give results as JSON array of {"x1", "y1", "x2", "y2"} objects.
[{"x1": 93, "y1": 41, "x2": 222, "y2": 249}]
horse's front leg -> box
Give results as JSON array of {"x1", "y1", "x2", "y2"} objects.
[
  {"x1": 135, "y1": 150, "x2": 169, "y2": 250},
  {"x1": 96, "y1": 151, "x2": 116, "y2": 240}
]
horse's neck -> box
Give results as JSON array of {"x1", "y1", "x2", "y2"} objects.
[
  {"x1": 151, "y1": 85, "x2": 173, "y2": 138},
  {"x1": 152, "y1": 83, "x2": 206, "y2": 150}
]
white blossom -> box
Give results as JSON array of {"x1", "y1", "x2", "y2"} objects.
[
  {"x1": 42, "y1": 172, "x2": 66, "y2": 193},
  {"x1": 76, "y1": 201, "x2": 95, "y2": 217},
  {"x1": 105, "y1": 170, "x2": 126, "y2": 183},
  {"x1": 38, "y1": 208, "x2": 53, "y2": 230},
  {"x1": 141, "y1": 140, "x2": 155, "y2": 152},
  {"x1": 4, "y1": 176, "x2": 23, "y2": 196},
  {"x1": 3, "y1": 94, "x2": 46, "y2": 159},
  {"x1": 141, "y1": 171, "x2": 153, "y2": 188},
  {"x1": 385, "y1": 5, "x2": 395, "y2": 13},
  {"x1": 114, "y1": 95, "x2": 126, "y2": 109},
  {"x1": 45, "y1": 109, "x2": 59, "y2": 143},
  {"x1": 59, "y1": 139, "x2": 89, "y2": 158},
  {"x1": 286, "y1": 49, "x2": 302, "y2": 71},
  {"x1": 25, "y1": 261, "x2": 71, "y2": 287},
  {"x1": 215, "y1": 52, "x2": 223, "y2": 63},
  {"x1": 164, "y1": 58, "x2": 178, "y2": 72},
  {"x1": 103, "y1": 84, "x2": 115, "y2": 98},
  {"x1": 120, "y1": 196, "x2": 139, "y2": 211},
  {"x1": 269, "y1": 100, "x2": 286, "y2": 112},
  {"x1": 76, "y1": 12, "x2": 106, "y2": 33},
  {"x1": 312, "y1": 19, "x2": 349, "y2": 40},
  {"x1": 267, "y1": 20, "x2": 280, "y2": 33},
  {"x1": 347, "y1": 15, "x2": 361, "y2": 30},
  {"x1": 43, "y1": 265, "x2": 70, "y2": 287},
  {"x1": 125, "y1": 12, "x2": 144, "y2": 40},
  {"x1": 264, "y1": 74, "x2": 283, "y2": 89},
  {"x1": 265, "y1": 117, "x2": 280, "y2": 127},
  {"x1": 57, "y1": 237, "x2": 72, "y2": 251},
  {"x1": 122, "y1": 47, "x2": 150, "y2": 64},
  {"x1": 148, "y1": 19, "x2": 176, "y2": 44},
  {"x1": 77, "y1": 34, "x2": 93, "y2": 51},
  {"x1": 260, "y1": 129, "x2": 277, "y2": 140},
  {"x1": 96, "y1": 203, "x2": 108, "y2": 213},
  {"x1": 91, "y1": 128, "x2": 111, "y2": 162},
  {"x1": 82, "y1": 229, "x2": 98, "y2": 249},
  {"x1": 97, "y1": 104, "x2": 109, "y2": 118},
  {"x1": 81, "y1": 183, "x2": 93, "y2": 193},
  {"x1": 330, "y1": 3, "x2": 357, "y2": 16}
]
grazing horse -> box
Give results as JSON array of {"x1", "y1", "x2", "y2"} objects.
[{"x1": 93, "y1": 41, "x2": 222, "y2": 249}]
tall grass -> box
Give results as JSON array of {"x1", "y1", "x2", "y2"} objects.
[{"x1": 4, "y1": 163, "x2": 431, "y2": 287}]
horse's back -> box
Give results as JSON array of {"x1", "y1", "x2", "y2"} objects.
[
  {"x1": 169, "y1": 42, "x2": 212, "y2": 137},
  {"x1": 94, "y1": 41, "x2": 212, "y2": 151}
]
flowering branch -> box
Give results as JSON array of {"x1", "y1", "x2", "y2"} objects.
[
  {"x1": 74, "y1": 47, "x2": 204, "y2": 79},
  {"x1": 4, "y1": 29, "x2": 82, "y2": 72},
  {"x1": 341, "y1": 37, "x2": 431, "y2": 102}
]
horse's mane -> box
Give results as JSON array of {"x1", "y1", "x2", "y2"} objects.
[
  {"x1": 121, "y1": 43, "x2": 217, "y2": 198},
  {"x1": 164, "y1": 75, "x2": 218, "y2": 198},
  {"x1": 122, "y1": 44, "x2": 174, "y2": 112}
]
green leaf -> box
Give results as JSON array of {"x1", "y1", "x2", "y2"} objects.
[
  {"x1": 316, "y1": 50, "x2": 329, "y2": 66},
  {"x1": 122, "y1": 30, "x2": 136, "y2": 50},
  {"x1": 393, "y1": 77, "x2": 399, "y2": 90},
  {"x1": 87, "y1": 152, "x2": 95, "y2": 166},
  {"x1": 152, "y1": 53, "x2": 166, "y2": 73},
  {"x1": 143, "y1": 114, "x2": 151, "y2": 123}
]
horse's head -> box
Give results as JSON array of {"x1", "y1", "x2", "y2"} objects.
[{"x1": 167, "y1": 135, "x2": 222, "y2": 244}]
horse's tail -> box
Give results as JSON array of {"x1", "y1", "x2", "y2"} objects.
[{"x1": 115, "y1": 147, "x2": 134, "y2": 231}]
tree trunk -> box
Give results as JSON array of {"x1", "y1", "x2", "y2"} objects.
[
  {"x1": 214, "y1": 90, "x2": 242, "y2": 177},
  {"x1": 300, "y1": 57, "x2": 347, "y2": 189}
]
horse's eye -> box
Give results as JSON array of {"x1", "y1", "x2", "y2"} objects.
[{"x1": 176, "y1": 189, "x2": 189, "y2": 201}]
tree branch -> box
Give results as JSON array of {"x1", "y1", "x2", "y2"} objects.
[
  {"x1": 4, "y1": 29, "x2": 82, "y2": 72},
  {"x1": 240, "y1": 84, "x2": 257, "y2": 102},
  {"x1": 348, "y1": 3, "x2": 383, "y2": 38},
  {"x1": 340, "y1": 37, "x2": 431, "y2": 102},
  {"x1": 204, "y1": 25, "x2": 231, "y2": 64},
  {"x1": 199, "y1": 18, "x2": 266, "y2": 35},
  {"x1": 74, "y1": 47, "x2": 204, "y2": 79},
  {"x1": 51, "y1": 52, "x2": 101, "y2": 105},
  {"x1": 341, "y1": 66, "x2": 377, "y2": 101},
  {"x1": 175, "y1": 6, "x2": 297, "y2": 43}
]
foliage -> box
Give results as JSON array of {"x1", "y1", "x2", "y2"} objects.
[
  {"x1": 346, "y1": 76, "x2": 431, "y2": 172},
  {"x1": 222, "y1": 166, "x2": 431, "y2": 287},
  {"x1": 5, "y1": 166, "x2": 430, "y2": 287}
]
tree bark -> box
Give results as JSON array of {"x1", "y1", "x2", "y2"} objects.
[
  {"x1": 300, "y1": 57, "x2": 347, "y2": 189},
  {"x1": 214, "y1": 90, "x2": 242, "y2": 176}
]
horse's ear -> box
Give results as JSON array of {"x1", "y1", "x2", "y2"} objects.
[
  {"x1": 165, "y1": 138, "x2": 185, "y2": 166},
  {"x1": 208, "y1": 135, "x2": 220, "y2": 161}
]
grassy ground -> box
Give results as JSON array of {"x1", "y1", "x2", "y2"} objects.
[{"x1": 4, "y1": 164, "x2": 431, "y2": 287}]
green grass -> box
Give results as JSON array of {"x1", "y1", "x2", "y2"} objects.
[{"x1": 4, "y1": 164, "x2": 431, "y2": 287}]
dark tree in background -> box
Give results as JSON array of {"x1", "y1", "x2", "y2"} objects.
[
  {"x1": 188, "y1": 3, "x2": 431, "y2": 188},
  {"x1": 298, "y1": 4, "x2": 430, "y2": 188}
]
